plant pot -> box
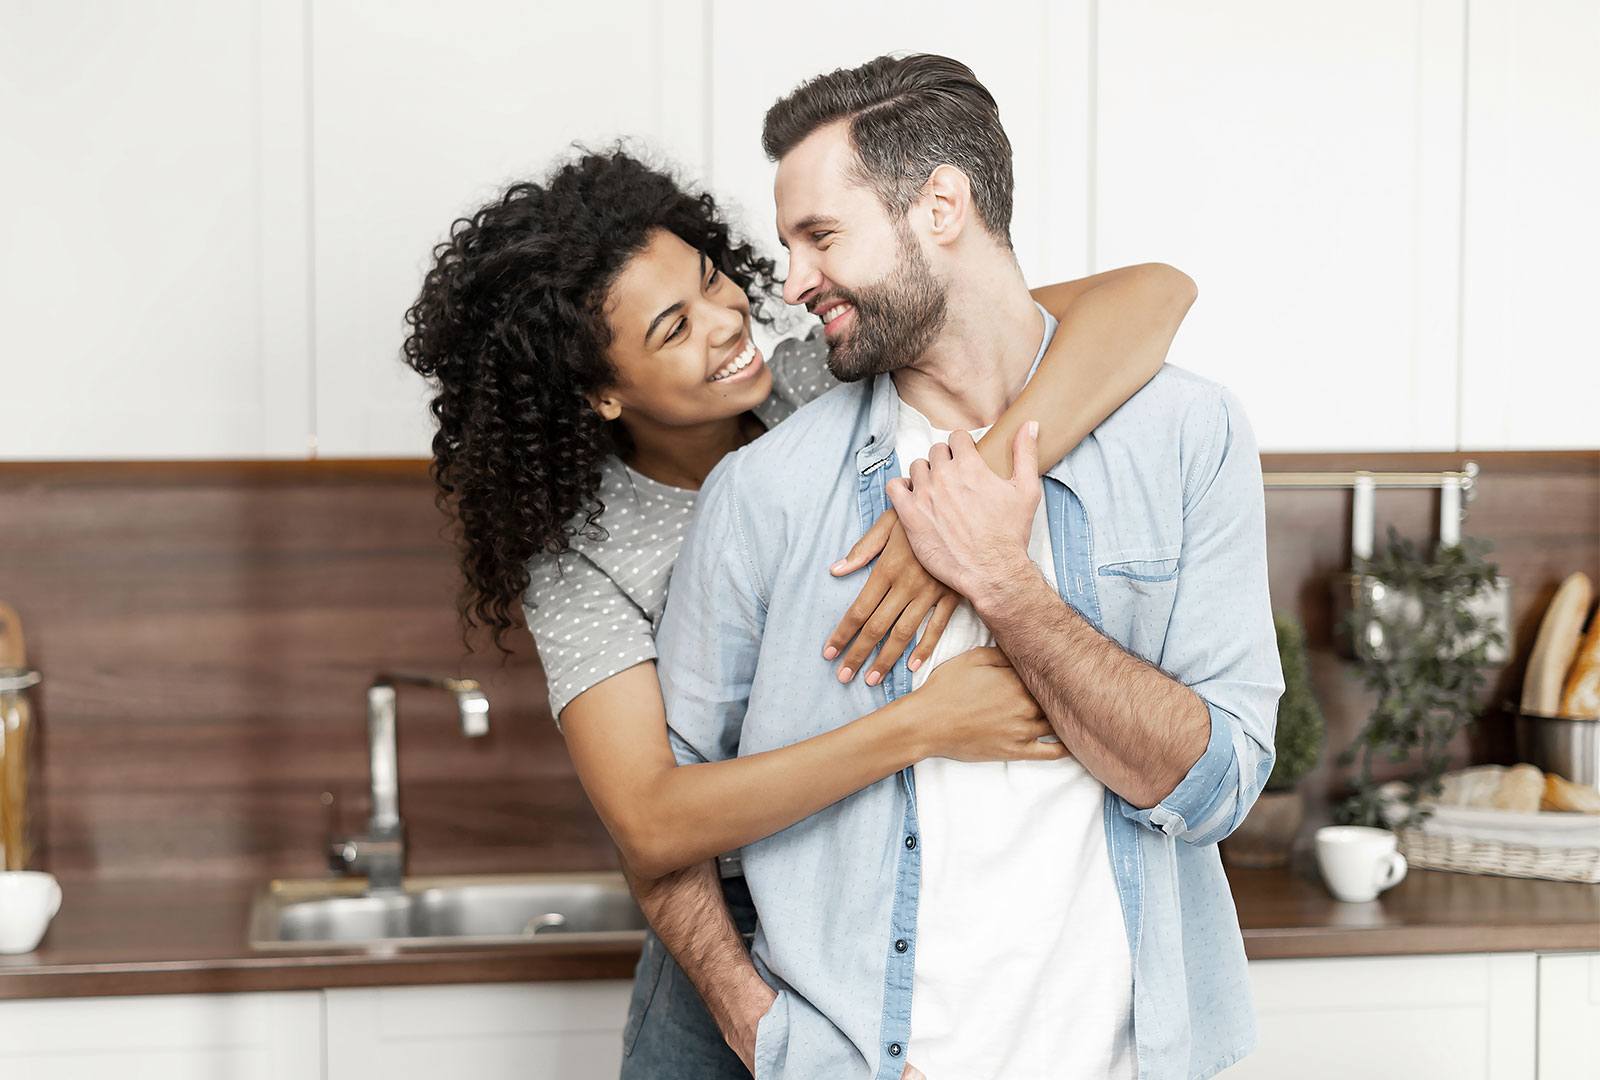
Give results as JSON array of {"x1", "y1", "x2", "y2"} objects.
[{"x1": 1221, "y1": 789, "x2": 1304, "y2": 869}]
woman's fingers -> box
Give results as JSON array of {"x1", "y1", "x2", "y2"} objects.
[
  {"x1": 908, "y1": 592, "x2": 959, "y2": 673},
  {"x1": 836, "y1": 586, "x2": 912, "y2": 682},
  {"x1": 1020, "y1": 738, "x2": 1070, "y2": 761},
  {"x1": 823, "y1": 569, "x2": 891, "y2": 661},
  {"x1": 830, "y1": 509, "x2": 897, "y2": 577},
  {"x1": 865, "y1": 589, "x2": 941, "y2": 686}
]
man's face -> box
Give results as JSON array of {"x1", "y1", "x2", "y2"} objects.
[{"x1": 774, "y1": 122, "x2": 948, "y2": 382}]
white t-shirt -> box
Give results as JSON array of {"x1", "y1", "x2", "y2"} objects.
[{"x1": 896, "y1": 392, "x2": 1137, "y2": 1080}]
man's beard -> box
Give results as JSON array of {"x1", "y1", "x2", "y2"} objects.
[{"x1": 823, "y1": 222, "x2": 948, "y2": 383}]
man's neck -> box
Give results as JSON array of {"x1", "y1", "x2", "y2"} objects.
[{"x1": 890, "y1": 260, "x2": 1044, "y2": 432}]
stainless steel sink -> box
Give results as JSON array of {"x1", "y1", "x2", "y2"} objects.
[{"x1": 247, "y1": 871, "x2": 648, "y2": 949}]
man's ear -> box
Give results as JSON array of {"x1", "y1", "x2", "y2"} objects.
[
  {"x1": 923, "y1": 164, "x2": 972, "y2": 247},
  {"x1": 587, "y1": 390, "x2": 623, "y2": 422}
]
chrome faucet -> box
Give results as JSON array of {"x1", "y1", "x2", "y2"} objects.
[{"x1": 328, "y1": 673, "x2": 490, "y2": 892}]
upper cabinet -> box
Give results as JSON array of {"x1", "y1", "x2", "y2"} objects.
[
  {"x1": 307, "y1": 0, "x2": 708, "y2": 458},
  {"x1": 1093, "y1": 0, "x2": 1468, "y2": 451},
  {"x1": 0, "y1": 1, "x2": 313, "y2": 459},
  {"x1": 1457, "y1": 0, "x2": 1600, "y2": 450},
  {"x1": 2, "y1": 1, "x2": 1595, "y2": 458}
]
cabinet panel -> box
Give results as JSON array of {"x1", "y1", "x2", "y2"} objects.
[
  {"x1": 1459, "y1": 0, "x2": 1600, "y2": 449},
  {"x1": 1095, "y1": 1, "x2": 1466, "y2": 451},
  {"x1": 1537, "y1": 952, "x2": 1600, "y2": 1079},
  {"x1": 325, "y1": 981, "x2": 633, "y2": 1080},
  {"x1": 0, "y1": 991, "x2": 323, "y2": 1079},
  {"x1": 0, "y1": 0, "x2": 313, "y2": 460},
  {"x1": 1229, "y1": 953, "x2": 1536, "y2": 1078},
  {"x1": 309, "y1": 0, "x2": 709, "y2": 457}
]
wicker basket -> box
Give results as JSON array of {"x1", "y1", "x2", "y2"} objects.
[{"x1": 1398, "y1": 824, "x2": 1600, "y2": 883}]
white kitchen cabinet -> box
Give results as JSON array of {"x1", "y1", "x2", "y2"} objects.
[
  {"x1": 0, "y1": 991, "x2": 323, "y2": 1078},
  {"x1": 0, "y1": 1, "x2": 313, "y2": 460},
  {"x1": 1537, "y1": 952, "x2": 1600, "y2": 1079},
  {"x1": 1226, "y1": 952, "x2": 1537, "y2": 1078},
  {"x1": 1094, "y1": 1, "x2": 1468, "y2": 452},
  {"x1": 1458, "y1": 0, "x2": 1600, "y2": 450},
  {"x1": 307, "y1": 0, "x2": 709, "y2": 458},
  {"x1": 324, "y1": 980, "x2": 632, "y2": 1080}
]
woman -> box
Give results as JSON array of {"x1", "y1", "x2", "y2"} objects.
[{"x1": 401, "y1": 149, "x2": 1194, "y2": 1076}]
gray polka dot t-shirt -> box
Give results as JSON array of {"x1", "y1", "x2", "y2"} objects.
[{"x1": 524, "y1": 330, "x2": 834, "y2": 724}]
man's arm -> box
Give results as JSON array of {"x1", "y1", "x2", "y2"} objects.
[
  {"x1": 887, "y1": 390, "x2": 1282, "y2": 840},
  {"x1": 626, "y1": 861, "x2": 774, "y2": 1072}
]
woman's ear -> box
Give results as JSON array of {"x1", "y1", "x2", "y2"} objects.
[{"x1": 587, "y1": 391, "x2": 623, "y2": 422}]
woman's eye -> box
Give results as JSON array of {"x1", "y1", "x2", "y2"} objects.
[
  {"x1": 669, "y1": 318, "x2": 687, "y2": 342},
  {"x1": 706, "y1": 266, "x2": 721, "y2": 287}
]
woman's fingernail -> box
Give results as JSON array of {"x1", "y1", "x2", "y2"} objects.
[
  {"x1": 1027, "y1": 420, "x2": 1039, "y2": 438},
  {"x1": 908, "y1": 657, "x2": 923, "y2": 672},
  {"x1": 838, "y1": 666, "x2": 854, "y2": 682},
  {"x1": 866, "y1": 671, "x2": 882, "y2": 686},
  {"x1": 830, "y1": 560, "x2": 847, "y2": 574},
  {"x1": 823, "y1": 646, "x2": 838, "y2": 660}
]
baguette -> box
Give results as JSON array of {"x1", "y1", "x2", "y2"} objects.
[
  {"x1": 1541, "y1": 772, "x2": 1600, "y2": 814},
  {"x1": 1557, "y1": 602, "x2": 1600, "y2": 718},
  {"x1": 1521, "y1": 573, "x2": 1594, "y2": 715}
]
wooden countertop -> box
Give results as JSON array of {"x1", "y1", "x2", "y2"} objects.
[{"x1": 2, "y1": 860, "x2": 1595, "y2": 1000}]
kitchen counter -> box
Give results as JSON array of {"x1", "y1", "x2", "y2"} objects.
[{"x1": 2, "y1": 860, "x2": 1596, "y2": 1000}]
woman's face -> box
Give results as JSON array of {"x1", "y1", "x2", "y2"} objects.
[{"x1": 596, "y1": 228, "x2": 772, "y2": 429}]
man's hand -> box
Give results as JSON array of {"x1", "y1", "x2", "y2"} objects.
[
  {"x1": 900, "y1": 1065, "x2": 927, "y2": 1079},
  {"x1": 885, "y1": 422, "x2": 1042, "y2": 602},
  {"x1": 712, "y1": 973, "x2": 777, "y2": 1074}
]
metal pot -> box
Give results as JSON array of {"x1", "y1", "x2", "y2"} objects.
[{"x1": 1516, "y1": 710, "x2": 1600, "y2": 792}]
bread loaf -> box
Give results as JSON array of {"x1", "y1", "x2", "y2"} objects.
[
  {"x1": 1491, "y1": 763, "x2": 1546, "y2": 812},
  {"x1": 1557, "y1": 604, "x2": 1600, "y2": 719},
  {"x1": 1521, "y1": 573, "x2": 1594, "y2": 715},
  {"x1": 1434, "y1": 765, "x2": 1505, "y2": 807},
  {"x1": 1541, "y1": 772, "x2": 1600, "y2": 814}
]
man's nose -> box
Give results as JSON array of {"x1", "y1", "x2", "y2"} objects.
[{"x1": 782, "y1": 251, "x2": 821, "y2": 307}]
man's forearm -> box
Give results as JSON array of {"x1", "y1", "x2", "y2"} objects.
[
  {"x1": 626, "y1": 860, "x2": 774, "y2": 1062},
  {"x1": 972, "y1": 557, "x2": 1210, "y2": 808}
]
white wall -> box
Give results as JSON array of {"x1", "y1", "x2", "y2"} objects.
[{"x1": 2, "y1": 1, "x2": 1595, "y2": 459}]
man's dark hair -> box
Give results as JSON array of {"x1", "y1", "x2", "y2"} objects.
[{"x1": 761, "y1": 53, "x2": 1015, "y2": 247}]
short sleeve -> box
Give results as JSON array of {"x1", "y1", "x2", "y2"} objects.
[
  {"x1": 766, "y1": 329, "x2": 835, "y2": 409},
  {"x1": 523, "y1": 550, "x2": 657, "y2": 727}
]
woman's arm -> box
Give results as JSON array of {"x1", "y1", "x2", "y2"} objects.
[
  {"x1": 823, "y1": 262, "x2": 1198, "y2": 683},
  {"x1": 561, "y1": 649, "x2": 1053, "y2": 881}
]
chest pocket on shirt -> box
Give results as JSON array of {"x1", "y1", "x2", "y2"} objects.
[{"x1": 1094, "y1": 550, "x2": 1180, "y2": 663}]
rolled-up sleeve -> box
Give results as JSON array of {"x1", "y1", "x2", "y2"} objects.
[
  {"x1": 1120, "y1": 388, "x2": 1285, "y2": 845},
  {"x1": 655, "y1": 456, "x2": 767, "y2": 767}
]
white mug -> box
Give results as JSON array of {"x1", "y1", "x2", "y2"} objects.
[
  {"x1": 0, "y1": 870, "x2": 63, "y2": 953},
  {"x1": 1315, "y1": 825, "x2": 1408, "y2": 903}
]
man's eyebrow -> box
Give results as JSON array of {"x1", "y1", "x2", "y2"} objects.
[
  {"x1": 644, "y1": 252, "x2": 709, "y2": 346},
  {"x1": 776, "y1": 214, "x2": 840, "y2": 249}
]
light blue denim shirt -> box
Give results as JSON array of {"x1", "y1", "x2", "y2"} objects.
[{"x1": 658, "y1": 310, "x2": 1284, "y2": 1080}]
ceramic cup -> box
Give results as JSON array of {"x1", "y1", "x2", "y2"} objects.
[
  {"x1": 1315, "y1": 825, "x2": 1408, "y2": 902},
  {"x1": 0, "y1": 870, "x2": 62, "y2": 953}
]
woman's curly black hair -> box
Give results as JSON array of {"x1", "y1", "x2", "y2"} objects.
[{"x1": 401, "y1": 148, "x2": 781, "y2": 655}]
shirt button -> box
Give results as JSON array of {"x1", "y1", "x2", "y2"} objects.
[
  {"x1": 889, "y1": 1043, "x2": 903, "y2": 1057},
  {"x1": 904, "y1": 835, "x2": 917, "y2": 850},
  {"x1": 894, "y1": 938, "x2": 908, "y2": 953}
]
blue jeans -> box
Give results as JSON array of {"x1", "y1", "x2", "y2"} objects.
[{"x1": 620, "y1": 875, "x2": 757, "y2": 1079}]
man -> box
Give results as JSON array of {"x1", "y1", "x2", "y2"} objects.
[{"x1": 647, "y1": 53, "x2": 1283, "y2": 1079}]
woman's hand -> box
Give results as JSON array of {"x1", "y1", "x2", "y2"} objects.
[
  {"x1": 824, "y1": 509, "x2": 961, "y2": 685},
  {"x1": 913, "y1": 647, "x2": 1066, "y2": 763}
]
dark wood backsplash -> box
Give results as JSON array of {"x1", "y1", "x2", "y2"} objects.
[{"x1": 1, "y1": 452, "x2": 1595, "y2": 881}]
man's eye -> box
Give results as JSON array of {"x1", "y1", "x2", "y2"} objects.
[{"x1": 812, "y1": 231, "x2": 833, "y2": 245}]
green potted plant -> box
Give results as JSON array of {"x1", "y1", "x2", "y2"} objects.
[
  {"x1": 1222, "y1": 613, "x2": 1325, "y2": 869},
  {"x1": 1336, "y1": 528, "x2": 1504, "y2": 828}
]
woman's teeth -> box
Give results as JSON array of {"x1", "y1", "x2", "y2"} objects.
[
  {"x1": 822, "y1": 303, "x2": 853, "y2": 325},
  {"x1": 709, "y1": 340, "x2": 758, "y2": 381}
]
